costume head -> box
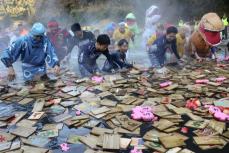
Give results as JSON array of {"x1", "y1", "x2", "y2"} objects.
[
  {"x1": 126, "y1": 13, "x2": 136, "y2": 26},
  {"x1": 189, "y1": 12, "x2": 224, "y2": 57},
  {"x1": 142, "y1": 5, "x2": 161, "y2": 48},
  {"x1": 145, "y1": 5, "x2": 161, "y2": 28},
  {"x1": 198, "y1": 13, "x2": 224, "y2": 46}
]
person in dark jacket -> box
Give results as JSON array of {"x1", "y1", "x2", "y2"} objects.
[
  {"x1": 102, "y1": 39, "x2": 133, "y2": 72},
  {"x1": 68, "y1": 23, "x2": 96, "y2": 52},
  {"x1": 78, "y1": 34, "x2": 115, "y2": 77},
  {"x1": 148, "y1": 26, "x2": 182, "y2": 68}
]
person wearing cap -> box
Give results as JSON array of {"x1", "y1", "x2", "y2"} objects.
[
  {"x1": 68, "y1": 23, "x2": 96, "y2": 53},
  {"x1": 1, "y1": 22, "x2": 60, "y2": 82},
  {"x1": 148, "y1": 26, "x2": 182, "y2": 68},
  {"x1": 113, "y1": 22, "x2": 134, "y2": 44},
  {"x1": 47, "y1": 20, "x2": 71, "y2": 61},
  {"x1": 102, "y1": 39, "x2": 133, "y2": 73},
  {"x1": 78, "y1": 34, "x2": 115, "y2": 77}
]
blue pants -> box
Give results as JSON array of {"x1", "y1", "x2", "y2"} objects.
[
  {"x1": 148, "y1": 46, "x2": 161, "y2": 68},
  {"x1": 79, "y1": 64, "x2": 99, "y2": 77}
]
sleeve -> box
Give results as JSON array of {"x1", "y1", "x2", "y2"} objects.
[
  {"x1": 112, "y1": 53, "x2": 132, "y2": 68},
  {"x1": 45, "y1": 39, "x2": 59, "y2": 68},
  {"x1": 128, "y1": 30, "x2": 134, "y2": 38},
  {"x1": 1, "y1": 39, "x2": 23, "y2": 67},
  {"x1": 103, "y1": 50, "x2": 116, "y2": 68},
  {"x1": 128, "y1": 30, "x2": 134, "y2": 42},
  {"x1": 78, "y1": 45, "x2": 94, "y2": 73},
  {"x1": 147, "y1": 35, "x2": 157, "y2": 45},
  {"x1": 102, "y1": 60, "x2": 112, "y2": 72},
  {"x1": 171, "y1": 40, "x2": 181, "y2": 60}
]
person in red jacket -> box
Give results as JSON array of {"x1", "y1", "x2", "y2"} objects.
[{"x1": 47, "y1": 20, "x2": 71, "y2": 61}]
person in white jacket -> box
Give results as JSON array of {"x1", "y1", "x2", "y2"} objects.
[{"x1": 142, "y1": 5, "x2": 161, "y2": 50}]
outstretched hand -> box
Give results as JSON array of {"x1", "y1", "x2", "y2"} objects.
[
  {"x1": 7, "y1": 67, "x2": 16, "y2": 81},
  {"x1": 53, "y1": 65, "x2": 60, "y2": 75}
]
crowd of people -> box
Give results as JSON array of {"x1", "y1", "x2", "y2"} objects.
[{"x1": 0, "y1": 8, "x2": 228, "y2": 83}]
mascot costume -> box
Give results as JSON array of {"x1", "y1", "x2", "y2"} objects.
[
  {"x1": 188, "y1": 13, "x2": 224, "y2": 59},
  {"x1": 142, "y1": 5, "x2": 161, "y2": 49}
]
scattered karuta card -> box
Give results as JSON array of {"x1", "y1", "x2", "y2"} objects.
[
  {"x1": 102, "y1": 134, "x2": 120, "y2": 150},
  {"x1": 28, "y1": 112, "x2": 45, "y2": 120},
  {"x1": 185, "y1": 120, "x2": 208, "y2": 129},
  {"x1": 37, "y1": 129, "x2": 59, "y2": 138},
  {"x1": 10, "y1": 126, "x2": 37, "y2": 138},
  {"x1": 32, "y1": 99, "x2": 45, "y2": 112},
  {"x1": 91, "y1": 106, "x2": 111, "y2": 115}
]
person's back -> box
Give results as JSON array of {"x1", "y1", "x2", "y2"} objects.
[
  {"x1": 78, "y1": 42, "x2": 98, "y2": 67},
  {"x1": 69, "y1": 23, "x2": 96, "y2": 52},
  {"x1": 76, "y1": 30, "x2": 95, "y2": 48}
]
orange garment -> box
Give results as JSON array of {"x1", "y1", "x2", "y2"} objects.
[
  {"x1": 176, "y1": 33, "x2": 186, "y2": 57},
  {"x1": 188, "y1": 31, "x2": 211, "y2": 57},
  {"x1": 20, "y1": 29, "x2": 28, "y2": 36}
]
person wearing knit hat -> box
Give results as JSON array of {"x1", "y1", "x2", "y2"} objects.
[
  {"x1": 1, "y1": 22, "x2": 60, "y2": 82},
  {"x1": 47, "y1": 20, "x2": 71, "y2": 61},
  {"x1": 47, "y1": 20, "x2": 59, "y2": 34}
]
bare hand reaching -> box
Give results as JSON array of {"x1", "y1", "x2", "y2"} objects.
[{"x1": 7, "y1": 67, "x2": 16, "y2": 81}]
